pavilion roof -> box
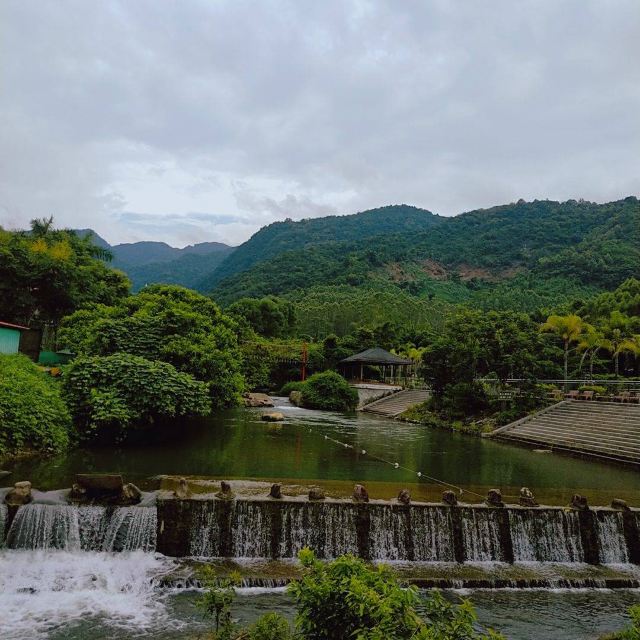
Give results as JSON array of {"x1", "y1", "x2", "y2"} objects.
[{"x1": 339, "y1": 347, "x2": 413, "y2": 366}]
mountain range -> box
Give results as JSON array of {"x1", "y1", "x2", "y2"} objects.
[{"x1": 82, "y1": 195, "x2": 640, "y2": 313}]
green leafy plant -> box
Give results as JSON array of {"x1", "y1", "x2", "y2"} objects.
[
  {"x1": 62, "y1": 353, "x2": 210, "y2": 440},
  {"x1": 0, "y1": 354, "x2": 71, "y2": 455},
  {"x1": 288, "y1": 549, "x2": 504, "y2": 640},
  {"x1": 298, "y1": 371, "x2": 359, "y2": 411}
]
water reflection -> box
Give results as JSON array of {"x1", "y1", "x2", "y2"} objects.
[{"x1": 5, "y1": 400, "x2": 640, "y2": 504}]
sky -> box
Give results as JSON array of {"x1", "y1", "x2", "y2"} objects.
[{"x1": 1, "y1": 1, "x2": 638, "y2": 247}]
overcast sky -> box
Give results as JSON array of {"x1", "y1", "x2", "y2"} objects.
[{"x1": 1, "y1": 1, "x2": 638, "y2": 247}]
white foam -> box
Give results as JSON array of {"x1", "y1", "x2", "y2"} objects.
[{"x1": 0, "y1": 549, "x2": 175, "y2": 640}]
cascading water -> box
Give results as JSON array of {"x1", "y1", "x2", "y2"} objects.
[
  {"x1": 0, "y1": 503, "x2": 7, "y2": 547},
  {"x1": 460, "y1": 507, "x2": 504, "y2": 562},
  {"x1": 7, "y1": 503, "x2": 157, "y2": 552},
  {"x1": 595, "y1": 511, "x2": 629, "y2": 564},
  {"x1": 509, "y1": 509, "x2": 584, "y2": 562}
]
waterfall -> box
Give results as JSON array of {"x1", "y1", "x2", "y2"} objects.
[
  {"x1": 411, "y1": 506, "x2": 456, "y2": 562},
  {"x1": 460, "y1": 508, "x2": 504, "y2": 562},
  {"x1": 0, "y1": 503, "x2": 7, "y2": 547},
  {"x1": 596, "y1": 511, "x2": 629, "y2": 564},
  {"x1": 164, "y1": 499, "x2": 640, "y2": 565},
  {"x1": 509, "y1": 509, "x2": 584, "y2": 562},
  {"x1": 7, "y1": 504, "x2": 157, "y2": 552}
]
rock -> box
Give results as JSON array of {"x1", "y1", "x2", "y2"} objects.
[
  {"x1": 120, "y1": 483, "x2": 142, "y2": 505},
  {"x1": 69, "y1": 482, "x2": 87, "y2": 502},
  {"x1": 5, "y1": 480, "x2": 32, "y2": 506},
  {"x1": 174, "y1": 478, "x2": 192, "y2": 500},
  {"x1": 243, "y1": 393, "x2": 274, "y2": 408},
  {"x1": 269, "y1": 483, "x2": 282, "y2": 499},
  {"x1": 570, "y1": 494, "x2": 589, "y2": 511},
  {"x1": 216, "y1": 481, "x2": 234, "y2": 500},
  {"x1": 289, "y1": 390, "x2": 303, "y2": 407},
  {"x1": 75, "y1": 474, "x2": 124, "y2": 496},
  {"x1": 532, "y1": 449, "x2": 552, "y2": 454},
  {"x1": 442, "y1": 490, "x2": 458, "y2": 506},
  {"x1": 308, "y1": 486, "x2": 325, "y2": 501},
  {"x1": 0, "y1": 470, "x2": 11, "y2": 481},
  {"x1": 353, "y1": 484, "x2": 369, "y2": 503},
  {"x1": 486, "y1": 489, "x2": 504, "y2": 508},
  {"x1": 611, "y1": 498, "x2": 630, "y2": 511},
  {"x1": 261, "y1": 412, "x2": 285, "y2": 422},
  {"x1": 397, "y1": 489, "x2": 411, "y2": 505},
  {"x1": 519, "y1": 487, "x2": 538, "y2": 507}
]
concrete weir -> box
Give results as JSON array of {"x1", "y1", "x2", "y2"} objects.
[{"x1": 155, "y1": 497, "x2": 640, "y2": 564}]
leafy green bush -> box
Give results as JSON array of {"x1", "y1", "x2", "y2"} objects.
[
  {"x1": 601, "y1": 604, "x2": 640, "y2": 639},
  {"x1": 280, "y1": 380, "x2": 305, "y2": 395},
  {"x1": 58, "y1": 285, "x2": 244, "y2": 408},
  {"x1": 440, "y1": 382, "x2": 489, "y2": 419},
  {"x1": 247, "y1": 612, "x2": 292, "y2": 640},
  {"x1": 289, "y1": 549, "x2": 504, "y2": 640},
  {"x1": 578, "y1": 384, "x2": 607, "y2": 395},
  {"x1": 0, "y1": 354, "x2": 70, "y2": 455},
  {"x1": 299, "y1": 371, "x2": 359, "y2": 411},
  {"x1": 62, "y1": 353, "x2": 210, "y2": 440}
]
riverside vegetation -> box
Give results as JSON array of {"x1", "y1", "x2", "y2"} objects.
[{"x1": 2, "y1": 203, "x2": 640, "y2": 455}]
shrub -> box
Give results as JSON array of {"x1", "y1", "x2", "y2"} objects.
[
  {"x1": 440, "y1": 382, "x2": 489, "y2": 419},
  {"x1": 62, "y1": 353, "x2": 210, "y2": 440},
  {"x1": 299, "y1": 371, "x2": 358, "y2": 411},
  {"x1": 0, "y1": 354, "x2": 70, "y2": 455},
  {"x1": 280, "y1": 380, "x2": 305, "y2": 395},
  {"x1": 289, "y1": 549, "x2": 504, "y2": 639},
  {"x1": 578, "y1": 384, "x2": 607, "y2": 395},
  {"x1": 248, "y1": 613, "x2": 292, "y2": 640}
]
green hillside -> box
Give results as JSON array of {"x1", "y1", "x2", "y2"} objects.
[
  {"x1": 208, "y1": 197, "x2": 639, "y2": 319},
  {"x1": 199, "y1": 204, "x2": 440, "y2": 290}
]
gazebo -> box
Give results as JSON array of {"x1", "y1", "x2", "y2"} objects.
[{"x1": 338, "y1": 347, "x2": 414, "y2": 385}]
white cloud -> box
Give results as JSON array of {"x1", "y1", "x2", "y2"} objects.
[{"x1": 0, "y1": 0, "x2": 638, "y2": 246}]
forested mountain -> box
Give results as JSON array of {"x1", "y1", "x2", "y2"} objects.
[
  {"x1": 199, "y1": 205, "x2": 440, "y2": 290},
  {"x1": 76, "y1": 230, "x2": 234, "y2": 291},
  {"x1": 208, "y1": 197, "x2": 639, "y2": 311}
]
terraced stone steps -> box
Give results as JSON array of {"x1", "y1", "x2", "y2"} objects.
[
  {"x1": 491, "y1": 400, "x2": 640, "y2": 465},
  {"x1": 362, "y1": 389, "x2": 430, "y2": 417}
]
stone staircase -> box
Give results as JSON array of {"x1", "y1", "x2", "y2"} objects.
[
  {"x1": 491, "y1": 400, "x2": 640, "y2": 466},
  {"x1": 362, "y1": 389, "x2": 430, "y2": 418}
]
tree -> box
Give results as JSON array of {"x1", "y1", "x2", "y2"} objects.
[
  {"x1": 601, "y1": 311, "x2": 638, "y2": 377},
  {"x1": 299, "y1": 371, "x2": 359, "y2": 411},
  {"x1": 577, "y1": 328, "x2": 609, "y2": 379},
  {"x1": 227, "y1": 296, "x2": 296, "y2": 338},
  {"x1": 540, "y1": 314, "x2": 588, "y2": 383},
  {"x1": 62, "y1": 353, "x2": 210, "y2": 441},
  {"x1": 58, "y1": 285, "x2": 244, "y2": 408},
  {"x1": 0, "y1": 220, "x2": 129, "y2": 327}
]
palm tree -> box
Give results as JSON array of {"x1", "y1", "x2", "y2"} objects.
[
  {"x1": 540, "y1": 314, "x2": 587, "y2": 385},
  {"x1": 577, "y1": 329, "x2": 609, "y2": 380},
  {"x1": 602, "y1": 311, "x2": 635, "y2": 377}
]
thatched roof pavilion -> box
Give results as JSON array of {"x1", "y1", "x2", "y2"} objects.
[{"x1": 339, "y1": 347, "x2": 413, "y2": 384}]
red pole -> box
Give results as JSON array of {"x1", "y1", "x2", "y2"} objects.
[{"x1": 301, "y1": 342, "x2": 308, "y2": 381}]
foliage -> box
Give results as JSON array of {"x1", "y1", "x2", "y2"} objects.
[
  {"x1": 289, "y1": 549, "x2": 504, "y2": 640},
  {"x1": 227, "y1": 296, "x2": 296, "y2": 338},
  {"x1": 280, "y1": 380, "x2": 305, "y2": 395},
  {"x1": 578, "y1": 385, "x2": 607, "y2": 395},
  {"x1": 0, "y1": 354, "x2": 71, "y2": 455},
  {"x1": 0, "y1": 219, "x2": 129, "y2": 327},
  {"x1": 62, "y1": 353, "x2": 210, "y2": 440},
  {"x1": 601, "y1": 604, "x2": 640, "y2": 639},
  {"x1": 58, "y1": 285, "x2": 244, "y2": 407},
  {"x1": 540, "y1": 314, "x2": 590, "y2": 381},
  {"x1": 208, "y1": 198, "x2": 640, "y2": 316},
  {"x1": 246, "y1": 613, "x2": 293, "y2": 640},
  {"x1": 299, "y1": 371, "x2": 359, "y2": 411},
  {"x1": 197, "y1": 566, "x2": 241, "y2": 639},
  {"x1": 439, "y1": 382, "x2": 489, "y2": 420}
]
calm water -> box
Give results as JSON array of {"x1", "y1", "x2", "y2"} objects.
[{"x1": 5, "y1": 399, "x2": 640, "y2": 504}]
